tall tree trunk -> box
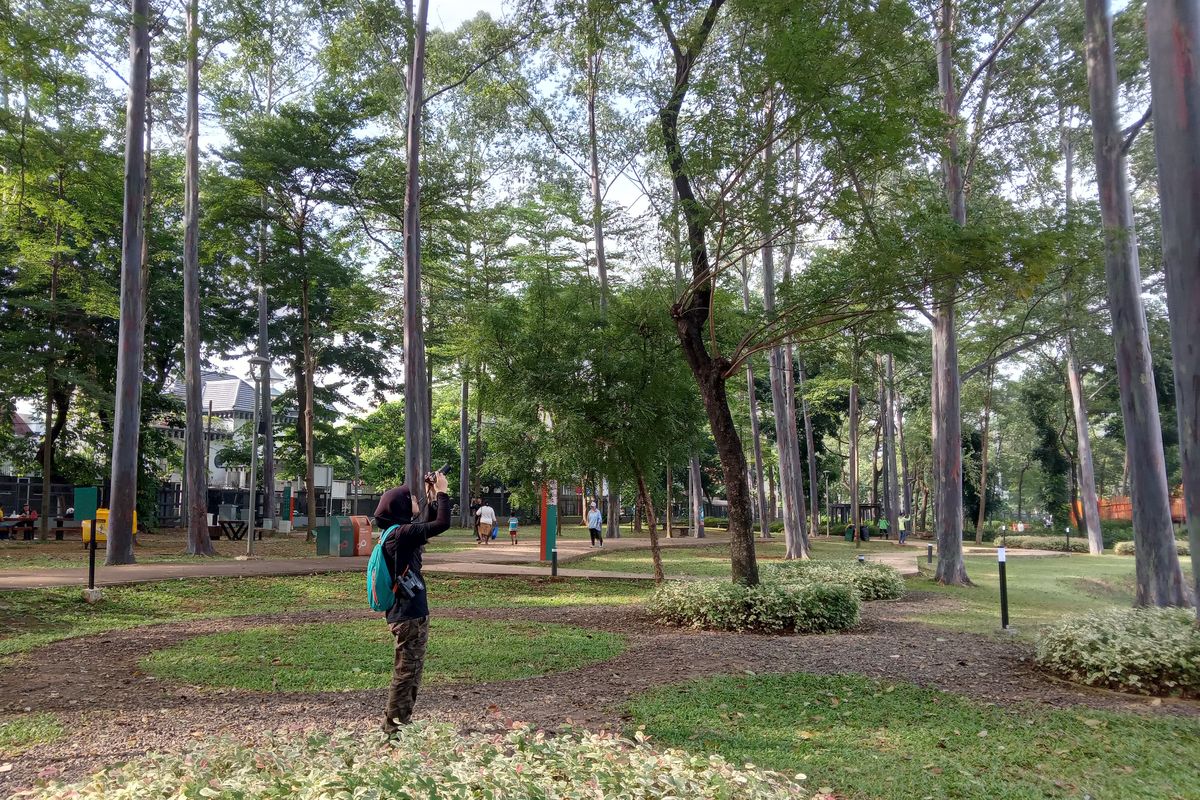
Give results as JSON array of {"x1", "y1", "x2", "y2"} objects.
[
  {"x1": 1145, "y1": 0, "x2": 1200, "y2": 611},
  {"x1": 183, "y1": 0, "x2": 213, "y2": 555},
  {"x1": 403, "y1": 0, "x2": 431, "y2": 492},
  {"x1": 767, "y1": 462, "x2": 777, "y2": 520},
  {"x1": 884, "y1": 354, "x2": 900, "y2": 537},
  {"x1": 1085, "y1": 0, "x2": 1188, "y2": 605},
  {"x1": 473, "y1": 365, "x2": 483, "y2": 501},
  {"x1": 587, "y1": 46, "x2": 609, "y2": 314},
  {"x1": 459, "y1": 373, "x2": 470, "y2": 527},
  {"x1": 1067, "y1": 340, "x2": 1103, "y2": 553},
  {"x1": 258, "y1": 283, "x2": 274, "y2": 525},
  {"x1": 799, "y1": 360, "x2": 820, "y2": 538},
  {"x1": 974, "y1": 365, "x2": 993, "y2": 544},
  {"x1": 39, "y1": 212, "x2": 61, "y2": 539},
  {"x1": 607, "y1": 486, "x2": 620, "y2": 539},
  {"x1": 872, "y1": 369, "x2": 882, "y2": 509},
  {"x1": 895, "y1": 385, "x2": 911, "y2": 516},
  {"x1": 931, "y1": 0, "x2": 969, "y2": 585},
  {"x1": 107, "y1": 0, "x2": 150, "y2": 565},
  {"x1": 689, "y1": 455, "x2": 705, "y2": 538},
  {"x1": 849, "y1": 366, "x2": 860, "y2": 546},
  {"x1": 636, "y1": 469, "x2": 665, "y2": 582},
  {"x1": 301, "y1": 269, "x2": 317, "y2": 536},
  {"x1": 739, "y1": 263, "x2": 771, "y2": 540},
  {"x1": 665, "y1": 465, "x2": 673, "y2": 536},
  {"x1": 783, "y1": 346, "x2": 810, "y2": 556}
]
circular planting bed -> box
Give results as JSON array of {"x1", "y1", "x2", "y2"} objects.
[{"x1": 140, "y1": 619, "x2": 626, "y2": 692}]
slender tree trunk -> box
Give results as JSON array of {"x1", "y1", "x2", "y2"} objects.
[
  {"x1": 1145, "y1": 0, "x2": 1200, "y2": 610},
  {"x1": 258, "y1": 282, "x2": 274, "y2": 525},
  {"x1": 107, "y1": 0, "x2": 150, "y2": 565},
  {"x1": 1067, "y1": 341, "x2": 1103, "y2": 553},
  {"x1": 884, "y1": 354, "x2": 900, "y2": 537},
  {"x1": 872, "y1": 370, "x2": 882, "y2": 509},
  {"x1": 634, "y1": 488, "x2": 643, "y2": 534},
  {"x1": 636, "y1": 469, "x2": 665, "y2": 582},
  {"x1": 473, "y1": 365, "x2": 483, "y2": 501},
  {"x1": 587, "y1": 50, "x2": 609, "y2": 314},
  {"x1": 799, "y1": 360, "x2": 819, "y2": 538},
  {"x1": 403, "y1": 0, "x2": 431, "y2": 492},
  {"x1": 849, "y1": 372, "x2": 860, "y2": 546},
  {"x1": 1017, "y1": 464, "x2": 1027, "y2": 521},
  {"x1": 689, "y1": 455, "x2": 705, "y2": 538},
  {"x1": 1085, "y1": 0, "x2": 1188, "y2": 605},
  {"x1": 767, "y1": 462, "x2": 777, "y2": 520},
  {"x1": 183, "y1": 0, "x2": 213, "y2": 555},
  {"x1": 740, "y1": 264, "x2": 771, "y2": 539},
  {"x1": 302, "y1": 269, "x2": 317, "y2": 536},
  {"x1": 783, "y1": 346, "x2": 809, "y2": 556},
  {"x1": 607, "y1": 486, "x2": 620, "y2": 539},
  {"x1": 665, "y1": 464, "x2": 673, "y2": 535},
  {"x1": 39, "y1": 214, "x2": 61, "y2": 539},
  {"x1": 895, "y1": 385, "x2": 911, "y2": 516},
  {"x1": 975, "y1": 365, "x2": 993, "y2": 544},
  {"x1": 459, "y1": 373, "x2": 470, "y2": 527}
]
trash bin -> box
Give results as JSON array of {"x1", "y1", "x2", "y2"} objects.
[
  {"x1": 844, "y1": 526, "x2": 854, "y2": 542},
  {"x1": 351, "y1": 516, "x2": 373, "y2": 556},
  {"x1": 331, "y1": 516, "x2": 354, "y2": 557},
  {"x1": 84, "y1": 509, "x2": 139, "y2": 543},
  {"x1": 315, "y1": 525, "x2": 332, "y2": 556}
]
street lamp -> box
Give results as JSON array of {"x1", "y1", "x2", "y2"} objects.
[{"x1": 247, "y1": 355, "x2": 271, "y2": 557}]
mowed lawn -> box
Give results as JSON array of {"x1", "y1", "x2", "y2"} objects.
[
  {"x1": 630, "y1": 672, "x2": 1200, "y2": 800},
  {"x1": 0, "y1": 573, "x2": 651, "y2": 656}
]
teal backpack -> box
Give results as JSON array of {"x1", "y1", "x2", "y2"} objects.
[{"x1": 367, "y1": 524, "x2": 402, "y2": 611}]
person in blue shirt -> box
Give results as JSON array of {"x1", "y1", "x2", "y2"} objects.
[
  {"x1": 587, "y1": 503, "x2": 604, "y2": 547},
  {"x1": 508, "y1": 514, "x2": 519, "y2": 544}
]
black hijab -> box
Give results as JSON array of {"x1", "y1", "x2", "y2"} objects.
[{"x1": 374, "y1": 485, "x2": 413, "y2": 528}]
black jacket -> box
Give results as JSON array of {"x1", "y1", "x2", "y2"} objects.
[{"x1": 377, "y1": 490, "x2": 450, "y2": 622}]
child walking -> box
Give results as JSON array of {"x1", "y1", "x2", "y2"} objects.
[{"x1": 508, "y1": 514, "x2": 519, "y2": 544}]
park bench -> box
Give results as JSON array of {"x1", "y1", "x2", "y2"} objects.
[{"x1": 670, "y1": 525, "x2": 689, "y2": 538}]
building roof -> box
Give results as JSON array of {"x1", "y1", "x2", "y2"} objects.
[{"x1": 170, "y1": 371, "x2": 284, "y2": 416}]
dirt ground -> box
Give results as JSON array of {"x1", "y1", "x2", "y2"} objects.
[{"x1": 2, "y1": 590, "x2": 1194, "y2": 796}]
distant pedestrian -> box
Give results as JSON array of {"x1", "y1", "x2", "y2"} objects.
[
  {"x1": 897, "y1": 514, "x2": 909, "y2": 545},
  {"x1": 476, "y1": 501, "x2": 496, "y2": 545},
  {"x1": 508, "y1": 514, "x2": 519, "y2": 544},
  {"x1": 877, "y1": 517, "x2": 890, "y2": 539},
  {"x1": 587, "y1": 503, "x2": 604, "y2": 547}
]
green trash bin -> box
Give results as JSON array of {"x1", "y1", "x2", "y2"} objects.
[
  {"x1": 844, "y1": 525, "x2": 854, "y2": 542},
  {"x1": 315, "y1": 525, "x2": 332, "y2": 556},
  {"x1": 332, "y1": 516, "x2": 354, "y2": 557}
]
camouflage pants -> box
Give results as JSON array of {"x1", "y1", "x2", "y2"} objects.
[{"x1": 384, "y1": 616, "x2": 429, "y2": 732}]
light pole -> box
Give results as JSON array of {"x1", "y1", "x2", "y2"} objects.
[{"x1": 247, "y1": 356, "x2": 270, "y2": 556}]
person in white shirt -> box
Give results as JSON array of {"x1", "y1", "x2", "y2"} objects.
[
  {"x1": 476, "y1": 503, "x2": 496, "y2": 544},
  {"x1": 587, "y1": 504, "x2": 604, "y2": 547}
]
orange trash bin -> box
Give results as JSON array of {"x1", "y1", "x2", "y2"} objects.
[{"x1": 351, "y1": 516, "x2": 373, "y2": 556}]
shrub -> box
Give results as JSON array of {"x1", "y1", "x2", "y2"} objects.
[
  {"x1": 703, "y1": 516, "x2": 729, "y2": 529},
  {"x1": 649, "y1": 579, "x2": 859, "y2": 634},
  {"x1": 752, "y1": 520, "x2": 786, "y2": 533},
  {"x1": 1036, "y1": 607, "x2": 1200, "y2": 697},
  {"x1": 761, "y1": 560, "x2": 905, "y2": 601},
  {"x1": 992, "y1": 535, "x2": 1089, "y2": 553},
  {"x1": 1101, "y1": 519, "x2": 1136, "y2": 548},
  {"x1": 18, "y1": 722, "x2": 813, "y2": 799},
  {"x1": 1112, "y1": 539, "x2": 1189, "y2": 557}
]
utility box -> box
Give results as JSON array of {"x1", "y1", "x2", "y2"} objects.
[
  {"x1": 315, "y1": 525, "x2": 332, "y2": 556},
  {"x1": 351, "y1": 516, "x2": 373, "y2": 556},
  {"x1": 331, "y1": 516, "x2": 354, "y2": 556},
  {"x1": 218, "y1": 503, "x2": 239, "y2": 521}
]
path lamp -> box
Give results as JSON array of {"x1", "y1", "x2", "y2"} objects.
[
  {"x1": 998, "y1": 546, "x2": 1010, "y2": 630},
  {"x1": 247, "y1": 356, "x2": 271, "y2": 557}
]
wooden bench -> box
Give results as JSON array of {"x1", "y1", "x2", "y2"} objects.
[{"x1": 670, "y1": 525, "x2": 689, "y2": 538}]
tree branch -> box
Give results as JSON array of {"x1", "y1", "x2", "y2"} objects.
[
  {"x1": 960, "y1": 0, "x2": 1050, "y2": 99},
  {"x1": 1121, "y1": 104, "x2": 1152, "y2": 155}
]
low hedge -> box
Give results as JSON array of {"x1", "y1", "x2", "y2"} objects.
[
  {"x1": 649, "y1": 579, "x2": 860, "y2": 634},
  {"x1": 993, "y1": 535, "x2": 1089, "y2": 553},
  {"x1": 761, "y1": 560, "x2": 905, "y2": 601},
  {"x1": 1113, "y1": 539, "x2": 1190, "y2": 556},
  {"x1": 703, "y1": 516, "x2": 729, "y2": 529},
  {"x1": 18, "y1": 723, "x2": 812, "y2": 799},
  {"x1": 1036, "y1": 607, "x2": 1200, "y2": 697}
]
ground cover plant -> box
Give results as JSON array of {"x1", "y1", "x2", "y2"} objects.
[
  {"x1": 140, "y1": 619, "x2": 626, "y2": 691},
  {"x1": 761, "y1": 560, "x2": 905, "y2": 601},
  {"x1": 629, "y1": 672, "x2": 1200, "y2": 800},
  {"x1": 0, "y1": 574, "x2": 651, "y2": 656},
  {"x1": 1112, "y1": 539, "x2": 1190, "y2": 556},
  {"x1": 992, "y1": 535, "x2": 1090, "y2": 553},
  {"x1": 571, "y1": 539, "x2": 899, "y2": 579},
  {"x1": 649, "y1": 580, "x2": 859, "y2": 633},
  {"x1": 0, "y1": 713, "x2": 64, "y2": 757},
  {"x1": 17, "y1": 722, "x2": 814, "y2": 800},
  {"x1": 909, "y1": 554, "x2": 1151, "y2": 636},
  {"x1": 1036, "y1": 607, "x2": 1200, "y2": 697}
]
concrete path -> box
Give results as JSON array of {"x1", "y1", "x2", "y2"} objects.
[{"x1": 0, "y1": 534, "x2": 716, "y2": 590}]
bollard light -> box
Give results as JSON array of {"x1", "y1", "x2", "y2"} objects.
[
  {"x1": 551, "y1": 547, "x2": 559, "y2": 577},
  {"x1": 857, "y1": 554, "x2": 866, "y2": 564},
  {"x1": 998, "y1": 546, "x2": 1010, "y2": 630},
  {"x1": 926, "y1": 544, "x2": 933, "y2": 564}
]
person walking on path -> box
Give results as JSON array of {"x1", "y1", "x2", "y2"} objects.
[
  {"x1": 375, "y1": 471, "x2": 450, "y2": 734},
  {"x1": 897, "y1": 514, "x2": 909, "y2": 545},
  {"x1": 877, "y1": 516, "x2": 890, "y2": 540},
  {"x1": 508, "y1": 514, "x2": 519, "y2": 544},
  {"x1": 476, "y1": 501, "x2": 496, "y2": 544},
  {"x1": 587, "y1": 503, "x2": 604, "y2": 547}
]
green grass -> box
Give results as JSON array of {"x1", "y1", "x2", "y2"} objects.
[
  {"x1": 0, "y1": 712, "x2": 64, "y2": 755},
  {"x1": 0, "y1": 574, "x2": 651, "y2": 656},
  {"x1": 569, "y1": 538, "x2": 902, "y2": 578},
  {"x1": 140, "y1": 618, "x2": 626, "y2": 691},
  {"x1": 630, "y1": 672, "x2": 1200, "y2": 800},
  {"x1": 907, "y1": 553, "x2": 1153, "y2": 637}
]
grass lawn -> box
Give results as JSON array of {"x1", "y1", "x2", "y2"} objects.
[
  {"x1": 0, "y1": 574, "x2": 651, "y2": 656},
  {"x1": 906, "y1": 553, "x2": 1158, "y2": 637},
  {"x1": 569, "y1": 537, "x2": 903, "y2": 578},
  {"x1": 140, "y1": 618, "x2": 625, "y2": 691},
  {"x1": 630, "y1": 672, "x2": 1200, "y2": 800},
  {"x1": 0, "y1": 712, "x2": 64, "y2": 756}
]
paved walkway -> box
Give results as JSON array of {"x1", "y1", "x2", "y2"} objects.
[{"x1": 0, "y1": 534, "x2": 714, "y2": 590}]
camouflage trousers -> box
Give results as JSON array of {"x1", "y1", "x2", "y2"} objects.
[{"x1": 384, "y1": 616, "x2": 429, "y2": 732}]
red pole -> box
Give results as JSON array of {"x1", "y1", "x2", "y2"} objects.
[{"x1": 539, "y1": 482, "x2": 548, "y2": 561}]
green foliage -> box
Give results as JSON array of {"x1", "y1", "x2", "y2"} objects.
[
  {"x1": 140, "y1": 619, "x2": 626, "y2": 691},
  {"x1": 25, "y1": 722, "x2": 811, "y2": 800},
  {"x1": 649, "y1": 580, "x2": 859, "y2": 634},
  {"x1": 629, "y1": 672, "x2": 1200, "y2": 800},
  {"x1": 0, "y1": 712, "x2": 63, "y2": 755},
  {"x1": 1112, "y1": 539, "x2": 1190, "y2": 557},
  {"x1": 761, "y1": 561, "x2": 905, "y2": 602},
  {"x1": 996, "y1": 535, "x2": 1090, "y2": 553},
  {"x1": 1036, "y1": 608, "x2": 1200, "y2": 697}
]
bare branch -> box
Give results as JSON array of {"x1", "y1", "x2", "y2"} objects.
[
  {"x1": 1121, "y1": 103, "x2": 1152, "y2": 155},
  {"x1": 961, "y1": 0, "x2": 1050, "y2": 98}
]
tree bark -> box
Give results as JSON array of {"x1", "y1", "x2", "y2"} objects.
[
  {"x1": 895, "y1": 385, "x2": 911, "y2": 516},
  {"x1": 459, "y1": 373, "x2": 470, "y2": 527},
  {"x1": 1145, "y1": 0, "x2": 1200, "y2": 611},
  {"x1": 974, "y1": 364, "x2": 993, "y2": 544},
  {"x1": 932, "y1": 0, "x2": 969, "y2": 585},
  {"x1": 258, "y1": 282, "x2": 274, "y2": 525},
  {"x1": 1085, "y1": 0, "x2": 1188, "y2": 605},
  {"x1": 783, "y1": 346, "x2": 809, "y2": 556},
  {"x1": 740, "y1": 270, "x2": 771, "y2": 540},
  {"x1": 849, "y1": 370, "x2": 860, "y2": 546},
  {"x1": 587, "y1": 42, "x2": 609, "y2": 314},
  {"x1": 665, "y1": 464, "x2": 673, "y2": 536},
  {"x1": 403, "y1": 0, "x2": 431, "y2": 493},
  {"x1": 1067, "y1": 340, "x2": 1103, "y2": 553},
  {"x1": 636, "y1": 469, "x2": 665, "y2": 582},
  {"x1": 107, "y1": 0, "x2": 150, "y2": 565},
  {"x1": 689, "y1": 455, "x2": 705, "y2": 538},
  {"x1": 183, "y1": 0, "x2": 214, "y2": 555},
  {"x1": 302, "y1": 270, "x2": 317, "y2": 535},
  {"x1": 799, "y1": 360, "x2": 820, "y2": 538},
  {"x1": 607, "y1": 486, "x2": 621, "y2": 539},
  {"x1": 884, "y1": 354, "x2": 900, "y2": 537}
]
